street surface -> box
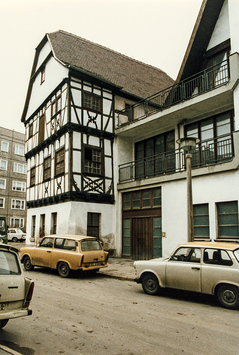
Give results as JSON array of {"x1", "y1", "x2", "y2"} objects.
[{"x1": 0, "y1": 267, "x2": 238, "y2": 355}]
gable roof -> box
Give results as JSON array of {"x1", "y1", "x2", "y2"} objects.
[
  {"x1": 47, "y1": 30, "x2": 174, "y2": 99},
  {"x1": 176, "y1": 0, "x2": 225, "y2": 82}
]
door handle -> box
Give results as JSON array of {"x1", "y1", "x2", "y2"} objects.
[{"x1": 191, "y1": 267, "x2": 200, "y2": 270}]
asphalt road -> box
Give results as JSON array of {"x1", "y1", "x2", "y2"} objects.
[{"x1": 1, "y1": 267, "x2": 239, "y2": 355}]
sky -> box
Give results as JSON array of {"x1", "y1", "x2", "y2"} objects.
[{"x1": 0, "y1": 0, "x2": 203, "y2": 134}]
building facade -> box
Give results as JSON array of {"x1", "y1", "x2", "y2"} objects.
[
  {"x1": 116, "y1": 0, "x2": 239, "y2": 258},
  {"x1": 0, "y1": 127, "x2": 27, "y2": 231},
  {"x1": 22, "y1": 0, "x2": 239, "y2": 258}
]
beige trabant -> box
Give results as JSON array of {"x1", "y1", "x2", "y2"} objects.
[
  {"x1": 134, "y1": 242, "x2": 239, "y2": 309},
  {"x1": 20, "y1": 235, "x2": 108, "y2": 278}
]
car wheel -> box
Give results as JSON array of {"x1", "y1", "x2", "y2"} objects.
[
  {"x1": 23, "y1": 256, "x2": 34, "y2": 271},
  {"x1": 0, "y1": 319, "x2": 9, "y2": 329},
  {"x1": 142, "y1": 273, "x2": 159, "y2": 295},
  {"x1": 217, "y1": 284, "x2": 239, "y2": 309},
  {"x1": 12, "y1": 237, "x2": 18, "y2": 242},
  {"x1": 58, "y1": 262, "x2": 70, "y2": 278}
]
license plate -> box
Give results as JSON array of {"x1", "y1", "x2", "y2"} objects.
[
  {"x1": 91, "y1": 262, "x2": 99, "y2": 266},
  {"x1": 0, "y1": 303, "x2": 5, "y2": 311}
]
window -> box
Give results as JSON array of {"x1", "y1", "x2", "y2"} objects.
[
  {"x1": 14, "y1": 163, "x2": 26, "y2": 174},
  {"x1": 193, "y1": 204, "x2": 210, "y2": 239},
  {"x1": 185, "y1": 111, "x2": 233, "y2": 166},
  {"x1": 40, "y1": 66, "x2": 45, "y2": 84},
  {"x1": 43, "y1": 156, "x2": 51, "y2": 181},
  {"x1": 30, "y1": 167, "x2": 36, "y2": 187},
  {"x1": 83, "y1": 92, "x2": 101, "y2": 113},
  {"x1": 135, "y1": 131, "x2": 175, "y2": 179},
  {"x1": 29, "y1": 122, "x2": 33, "y2": 138},
  {"x1": 123, "y1": 188, "x2": 161, "y2": 210},
  {"x1": 12, "y1": 181, "x2": 26, "y2": 192},
  {"x1": 0, "y1": 198, "x2": 5, "y2": 208},
  {"x1": 217, "y1": 201, "x2": 239, "y2": 239},
  {"x1": 0, "y1": 251, "x2": 20, "y2": 275},
  {"x1": 51, "y1": 213, "x2": 57, "y2": 234},
  {"x1": 31, "y1": 215, "x2": 36, "y2": 240},
  {"x1": 0, "y1": 179, "x2": 6, "y2": 189},
  {"x1": 55, "y1": 148, "x2": 65, "y2": 177},
  {"x1": 39, "y1": 237, "x2": 53, "y2": 248},
  {"x1": 171, "y1": 247, "x2": 201, "y2": 263},
  {"x1": 203, "y1": 249, "x2": 233, "y2": 266},
  {"x1": 81, "y1": 240, "x2": 101, "y2": 252},
  {"x1": 0, "y1": 160, "x2": 7, "y2": 170},
  {"x1": 1, "y1": 141, "x2": 9, "y2": 152},
  {"x1": 122, "y1": 219, "x2": 131, "y2": 256},
  {"x1": 84, "y1": 146, "x2": 101, "y2": 175},
  {"x1": 10, "y1": 218, "x2": 24, "y2": 228},
  {"x1": 15, "y1": 144, "x2": 24, "y2": 156},
  {"x1": 87, "y1": 213, "x2": 100, "y2": 238},
  {"x1": 40, "y1": 214, "x2": 45, "y2": 238},
  {"x1": 39, "y1": 114, "x2": 45, "y2": 144},
  {"x1": 51, "y1": 95, "x2": 61, "y2": 117},
  {"x1": 11, "y1": 199, "x2": 25, "y2": 210}
]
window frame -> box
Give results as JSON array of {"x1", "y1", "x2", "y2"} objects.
[
  {"x1": 83, "y1": 92, "x2": 102, "y2": 113},
  {"x1": 55, "y1": 147, "x2": 65, "y2": 177},
  {"x1": 14, "y1": 162, "x2": 26, "y2": 174},
  {"x1": 11, "y1": 199, "x2": 25, "y2": 210},
  {"x1": 0, "y1": 160, "x2": 7, "y2": 171},
  {"x1": 83, "y1": 145, "x2": 102, "y2": 176},
  {"x1": 0, "y1": 197, "x2": 5, "y2": 208},
  {"x1": 1, "y1": 141, "x2": 9, "y2": 152},
  {"x1": 0, "y1": 179, "x2": 6, "y2": 189},
  {"x1": 43, "y1": 156, "x2": 51, "y2": 181},
  {"x1": 30, "y1": 167, "x2": 36, "y2": 187},
  {"x1": 12, "y1": 181, "x2": 26, "y2": 192},
  {"x1": 15, "y1": 144, "x2": 25, "y2": 156},
  {"x1": 87, "y1": 212, "x2": 100, "y2": 238}
]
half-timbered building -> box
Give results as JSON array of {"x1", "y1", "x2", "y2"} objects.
[{"x1": 21, "y1": 31, "x2": 173, "y2": 253}]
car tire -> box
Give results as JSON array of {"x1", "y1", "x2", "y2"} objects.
[
  {"x1": 142, "y1": 273, "x2": 159, "y2": 295},
  {"x1": 12, "y1": 237, "x2": 18, "y2": 242},
  {"x1": 0, "y1": 319, "x2": 9, "y2": 329},
  {"x1": 217, "y1": 284, "x2": 239, "y2": 309},
  {"x1": 23, "y1": 256, "x2": 34, "y2": 271},
  {"x1": 57, "y1": 262, "x2": 70, "y2": 278}
]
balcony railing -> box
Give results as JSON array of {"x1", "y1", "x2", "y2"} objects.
[
  {"x1": 117, "y1": 59, "x2": 229, "y2": 127},
  {"x1": 119, "y1": 134, "x2": 233, "y2": 183}
]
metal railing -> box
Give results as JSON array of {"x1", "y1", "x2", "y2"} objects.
[
  {"x1": 119, "y1": 134, "x2": 233, "y2": 183},
  {"x1": 117, "y1": 59, "x2": 229, "y2": 126}
]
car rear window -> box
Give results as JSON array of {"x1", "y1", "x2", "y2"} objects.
[
  {"x1": 0, "y1": 251, "x2": 21, "y2": 275},
  {"x1": 234, "y1": 248, "x2": 239, "y2": 262},
  {"x1": 81, "y1": 240, "x2": 102, "y2": 251}
]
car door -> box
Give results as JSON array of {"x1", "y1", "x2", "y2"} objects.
[
  {"x1": 0, "y1": 249, "x2": 25, "y2": 304},
  {"x1": 33, "y1": 237, "x2": 53, "y2": 267},
  {"x1": 165, "y1": 247, "x2": 202, "y2": 292}
]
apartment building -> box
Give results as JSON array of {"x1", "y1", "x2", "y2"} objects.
[{"x1": 0, "y1": 127, "x2": 27, "y2": 231}]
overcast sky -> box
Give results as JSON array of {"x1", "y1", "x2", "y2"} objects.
[{"x1": 0, "y1": 0, "x2": 203, "y2": 134}]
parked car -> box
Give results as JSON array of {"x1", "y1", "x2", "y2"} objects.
[
  {"x1": 8, "y1": 228, "x2": 26, "y2": 242},
  {"x1": 20, "y1": 235, "x2": 109, "y2": 278},
  {"x1": 134, "y1": 242, "x2": 239, "y2": 309},
  {"x1": 0, "y1": 244, "x2": 34, "y2": 329}
]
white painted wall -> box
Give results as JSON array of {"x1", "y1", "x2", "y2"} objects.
[
  {"x1": 207, "y1": 0, "x2": 230, "y2": 51},
  {"x1": 228, "y1": 0, "x2": 239, "y2": 53},
  {"x1": 26, "y1": 57, "x2": 68, "y2": 120}
]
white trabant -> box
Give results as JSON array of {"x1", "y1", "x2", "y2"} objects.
[
  {"x1": 0, "y1": 244, "x2": 34, "y2": 329},
  {"x1": 134, "y1": 242, "x2": 239, "y2": 309},
  {"x1": 20, "y1": 235, "x2": 108, "y2": 278}
]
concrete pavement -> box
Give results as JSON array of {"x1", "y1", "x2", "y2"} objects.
[{"x1": 99, "y1": 257, "x2": 135, "y2": 281}]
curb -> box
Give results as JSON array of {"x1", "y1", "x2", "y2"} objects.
[{"x1": 0, "y1": 345, "x2": 22, "y2": 355}]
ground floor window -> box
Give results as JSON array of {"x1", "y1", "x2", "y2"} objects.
[
  {"x1": 217, "y1": 201, "x2": 239, "y2": 239},
  {"x1": 87, "y1": 212, "x2": 100, "y2": 238},
  {"x1": 40, "y1": 214, "x2": 45, "y2": 238},
  {"x1": 193, "y1": 204, "x2": 210, "y2": 239},
  {"x1": 122, "y1": 219, "x2": 131, "y2": 256},
  {"x1": 51, "y1": 212, "x2": 57, "y2": 234},
  {"x1": 10, "y1": 218, "x2": 24, "y2": 228}
]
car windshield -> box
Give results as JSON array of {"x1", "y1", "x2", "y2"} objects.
[
  {"x1": 0, "y1": 251, "x2": 21, "y2": 275},
  {"x1": 81, "y1": 240, "x2": 102, "y2": 251},
  {"x1": 234, "y1": 248, "x2": 239, "y2": 262}
]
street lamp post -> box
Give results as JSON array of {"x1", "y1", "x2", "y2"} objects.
[{"x1": 177, "y1": 137, "x2": 200, "y2": 242}]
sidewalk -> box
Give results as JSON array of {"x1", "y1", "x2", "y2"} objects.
[{"x1": 99, "y1": 257, "x2": 135, "y2": 281}]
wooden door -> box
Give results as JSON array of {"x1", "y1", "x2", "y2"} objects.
[{"x1": 132, "y1": 217, "x2": 153, "y2": 260}]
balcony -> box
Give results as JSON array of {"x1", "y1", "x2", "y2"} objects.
[
  {"x1": 117, "y1": 58, "x2": 230, "y2": 127},
  {"x1": 119, "y1": 134, "x2": 233, "y2": 183}
]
